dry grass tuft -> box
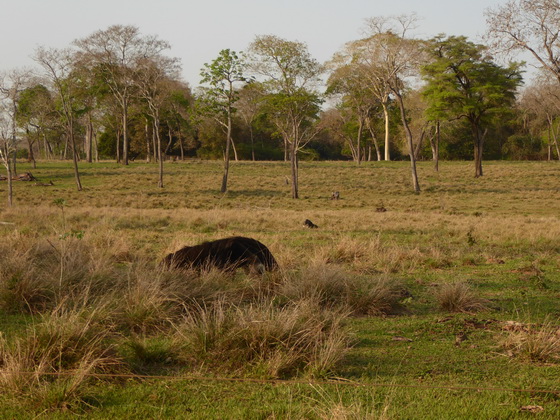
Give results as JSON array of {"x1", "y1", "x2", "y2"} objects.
[
  {"x1": 501, "y1": 318, "x2": 560, "y2": 363},
  {"x1": 281, "y1": 263, "x2": 405, "y2": 316},
  {"x1": 436, "y1": 282, "x2": 489, "y2": 313},
  {"x1": 173, "y1": 299, "x2": 351, "y2": 378},
  {"x1": 0, "y1": 303, "x2": 122, "y2": 408}
]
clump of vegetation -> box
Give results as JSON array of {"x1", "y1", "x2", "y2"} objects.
[
  {"x1": 0, "y1": 304, "x2": 122, "y2": 410},
  {"x1": 501, "y1": 318, "x2": 560, "y2": 363},
  {"x1": 173, "y1": 299, "x2": 351, "y2": 378},
  {"x1": 280, "y1": 263, "x2": 404, "y2": 316},
  {"x1": 436, "y1": 282, "x2": 489, "y2": 313}
]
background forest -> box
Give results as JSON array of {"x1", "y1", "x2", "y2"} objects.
[{"x1": 2, "y1": 2, "x2": 560, "y2": 190}]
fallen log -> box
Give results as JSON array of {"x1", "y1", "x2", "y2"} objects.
[{"x1": 34, "y1": 180, "x2": 54, "y2": 187}]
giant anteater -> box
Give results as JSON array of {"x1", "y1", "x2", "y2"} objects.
[{"x1": 162, "y1": 236, "x2": 278, "y2": 273}]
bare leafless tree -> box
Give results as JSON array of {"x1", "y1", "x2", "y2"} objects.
[
  {"x1": 0, "y1": 114, "x2": 14, "y2": 206},
  {"x1": 34, "y1": 47, "x2": 83, "y2": 191},
  {"x1": 0, "y1": 69, "x2": 33, "y2": 175},
  {"x1": 486, "y1": 0, "x2": 560, "y2": 82},
  {"x1": 133, "y1": 56, "x2": 181, "y2": 188},
  {"x1": 361, "y1": 14, "x2": 426, "y2": 192}
]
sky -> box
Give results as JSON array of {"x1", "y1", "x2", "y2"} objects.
[{"x1": 1, "y1": 0, "x2": 513, "y2": 87}]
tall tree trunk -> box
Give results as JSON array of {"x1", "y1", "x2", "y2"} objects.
[
  {"x1": 221, "y1": 112, "x2": 233, "y2": 193},
  {"x1": 152, "y1": 123, "x2": 158, "y2": 162},
  {"x1": 69, "y1": 119, "x2": 82, "y2": 191},
  {"x1": 152, "y1": 112, "x2": 164, "y2": 188},
  {"x1": 231, "y1": 138, "x2": 239, "y2": 161},
  {"x1": 472, "y1": 122, "x2": 486, "y2": 178},
  {"x1": 93, "y1": 132, "x2": 99, "y2": 162},
  {"x1": 85, "y1": 114, "x2": 93, "y2": 163},
  {"x1": 548, "y1": 115, "x2": 560, "y2": 161},
  {"x1": 63, "y1": 133, "x2": 69, "y2": 160},
  {"x1": 11, "y1": 149, "x2": 17, "y2": 177},
  {"x1": 122, "y1": 101, "x2": 129, "y2": 165},
  {"x1": 2, "y1": 145, "x2": 13, "y2": 207},
  {"x1": 430, "y1": 121, "x2": 440, "y2": 172},
  {"x1": 382, "y1": 101, "x2": 391, "y2": 161},
  {"x1": 394, "y1": 92, "x2": 420, "y2": 193},
  {"x1": 250, "y1": 125, "x2": 255, "y2": 161},
  {"x1": 42, "y1": 132, "x2": 53, "y2": 159},
  {"x1": 366, "y1": 119, "x2": 382, "y2": 161},
  {"x1": 178, "y1": 133, "x2": 185, "y2": 161},
  {"x1": 145, "y1": 118, "x2": 151, "y2": 163},
  {"x1": 165, "y1": 127, "x2": 173, "y2": 155},
  {"x1": 116, "y1": 128, "x2": 121, "y2": 163},
  {"x1": 413, "y1": 128, "x2": 426, "y2": 161},
  {"x1": 26, "y1": 130, "x2": 36, "y2": 169},
  {"x1": 7, "y1": 164, "x2": 13, "y2": 206},
  {"x1": 356, "y1": 119, "x2": 363, "y2": 165},
  {"x1": 290, "y1": 143, "x2": 299, "y2": 199}
]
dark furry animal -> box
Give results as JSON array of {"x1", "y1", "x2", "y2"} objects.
[
  {"x1": 303, "y1": 219, "x2": 318, "y2": 229},
  {"x1": 162, "y1": 236, "x2": 278, "y2": 274}
]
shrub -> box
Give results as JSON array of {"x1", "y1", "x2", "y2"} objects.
[
  {"x1": 0, "y1": 304, "x2": 122, "y2": 409},
  {"x1": 281, "y1": 263, "x2": 404, "y2": 316},
  {"x1": 436, "y1": 282, "x2": 489, "y2": 313},
  {"x1": 173, "y1": 299, "x2": 351, "y2": 378},
  {"x1": 501, "y1": 318, "x2": 560, "y2": 363}
]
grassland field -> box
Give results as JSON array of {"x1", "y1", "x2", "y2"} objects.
[{"x1": 0, "y1": 159, "x2": 559, "y2": 419}]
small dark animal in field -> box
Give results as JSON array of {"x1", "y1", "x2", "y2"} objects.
[
  {"x1": 162, "y1": 236, "x2": 278, "y2": 274},
  {"x1": 331, "y1": 191, "x2": 340, "y2": 200},
  {"x1": 303, "y1": 219, "x2": 318, "y2": 229},
  {"x1": 376, "y1": 202, "x2": 387, "y2": 212}
]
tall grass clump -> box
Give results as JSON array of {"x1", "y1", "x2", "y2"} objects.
[
  {"x1": 0, "y1": 303, "x2": 122, "y2": 410},
  {"x1": 436, "y1": 282, "x2": 489, "y2": 313},
  {"x1": 501, "y1": 317, "x2": 560, "y2": 363},
  {"x1": 173, "y1": 299, "x2": 352, "y2": 378},
  {"x1": 0, "y1": 233, "x2": 119, "y2": 313},
  {"x1": 281, "y1": 263, "x2": 404, "y2": 316}
]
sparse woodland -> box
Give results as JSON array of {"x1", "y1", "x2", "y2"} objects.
[
  {"x1": 2, "y1": 3, "x2": 560, "y2": 196},
  {"x1": 0, "y1": 1, "x2": 560, "y2": 418}
]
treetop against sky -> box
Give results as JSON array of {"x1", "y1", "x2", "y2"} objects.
[{"x1": 2, "y1": 0, "x2": 508, "y2": 86}]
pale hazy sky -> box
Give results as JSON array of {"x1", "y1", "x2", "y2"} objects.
[{"x1": 1, "y1": 0, "x2": 510, "y2": 86}]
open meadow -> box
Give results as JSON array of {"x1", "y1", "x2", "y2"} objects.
[{"x1": 0, "y1": 159, "x2": 559, "y2": 419}]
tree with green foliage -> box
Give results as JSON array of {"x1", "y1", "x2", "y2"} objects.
[
  {"x1": 236, "y1": 82, "x2": 265, "y2": 161},
  {"x1": 326, "y1": 61, "x2": 380, "y2": 164},
  {"x1": 249, "y1": 35, "x2": 323, "y2": 199},
  {"x1": 75, "y1": 25, "x2": 171, "y2": 166},
  {"x1": 422, "y1": 35, "x2": 523, "y2": 177},
  {"x1": 199, "y1": 49, "x2": 248, "y2": 193},
  {"x1": 163, "y1": 80, "x2": 194, "y2": 161}
]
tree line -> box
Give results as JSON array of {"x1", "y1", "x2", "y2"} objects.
[{"x1": 1, "y1": 0, "x2": 560, "y2": 201}]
